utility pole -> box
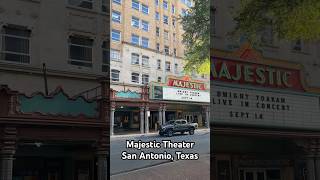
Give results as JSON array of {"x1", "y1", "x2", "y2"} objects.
[{"x1": 42, "y1": 63, "x2": 48, "y2": 96}]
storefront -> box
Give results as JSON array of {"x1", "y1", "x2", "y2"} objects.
[
  {"x1": 0, "y1": 80, "x2": 109, "y2": 180},
  {"x1": 211, "y1": 45, "x2": 320, "y2": 180},
  {"x1": 110, "y1": 76, "x2": 210, "y2": 135}
]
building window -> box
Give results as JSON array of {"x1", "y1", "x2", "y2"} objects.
[
  {"x1": 173, "y1": 33, "x2": 176, "y2": 41},
  {"x1": 181, "y1": 9, "x2": 187, "y2": 16},
  {"x1": 68, "y1": 0, "x2": 93, "y2": 9},
  {"x1": 112, "y1": 11, "x2": 121, "y2": 23},
  {"x1": 141, "y1": 37, "x2": 149, "y2": 48},
  {"x1": 157, "y1": 77, "x2": 162, "y2": 82},
  {"x1": 131, "y1": 72, "x2": 139, "y2": 83},
  {"x1": 155, "y1": 0, "x2": 159, "y2": 6},
  {"x1": 141, "y1": 4, "x2": 149, "y2": 14},
  {"x1": 141, "y1": 21, "x2": 149, "y2": 32},
  {"x1": 157, "y1": 59, "x2": 161, "y2": 69},
  {"x1": 113, "y1": 0, "x2": 121, "y2": 5},
  {"x1": 172, "y1": 18, "x2": 176, "y2": 27},
  {"x1": 163, "y1": 0, "x2": 168, "y2": 9},
  {"x1": 163, "y1": 15, "x2": 169, "y2": 24},
  {"x1": 172, "y1": 5, "x2": 175, "y2": 13},
  {"x1": 174, "y1": 63, "x2": 178, "y2": 73},
  {"x1": 102, "y1": 41, "x2": 109, "y2": 72},
  {"x1": 110, "y1": 49, "x2": 121, "y2": 61},
  {"x1": 131, "y1": 53, "x2": 139, "y2": 65},
  {"x1": 131, "y1": 34, "x2": 139, "y2": 45},
  {"x1": 155, "y1": 12, "x2": 160, "y2": 20},
  {"x1": 174, "y1": 48, "x2": 177, "y2": 56},
  {"x1": 142, "y1": 74, "x2": 149, "y2": 85},
  {"x1": 111, "y1": 29, "x2": 121, "y2": 41},
  {"x1": 132, "y1": 0, "x2": 139, "y2": 10},
  {"x1": 156, "y1": 43, "x2": 160, "y2": 52},
  {"x1": 164, "y1": 46, "x2": 169, "y2": 55},
  {"x1": 111, "y1": 69, "x2": 120, "y2": 81},
  {"x1": 69, "y1": 35, "x2": 93, "y2": 67},
  {"x1": 165, "y1": 61, "x2": 171, "y2": 71},
  {"x1": 142, "y1": 55, "x2": 149, "y2": 67},
  {"x1": 131, "y1": 17, "x2": 140, "y2": 28},
  {"x1": 164, "y1": 31, "x2": 169, "y2": 40},
  {"x1": 181, "y1": 0, "x2": 192, "y2": 7},
  {"x1": 102, "y1": 0, "x2": 107, "y2": 12},
  {"x1": 156, "y1": 27, "x2": 160, "y2": 36},
  {"x1": 1, "y1": 26, "x2": 31, "y2": 64}
]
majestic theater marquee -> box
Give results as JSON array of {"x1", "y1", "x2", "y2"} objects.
[
  {"x1": 150, "y1": 76, "x2": 210, "y2": 103},
  {"x1": 211, "y1": 54, "x2": 320, "y2": 130}
]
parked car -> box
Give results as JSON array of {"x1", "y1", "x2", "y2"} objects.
[{"x1": 159, "y1": 119, "x2": 195, "y2": 137}]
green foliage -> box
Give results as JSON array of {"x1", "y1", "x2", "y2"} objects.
[
  {"x1": 233, "y1": 0, "x2": 320, "y2": 44},
  {"x1": 180, "y1": 0, "x2": 210, "y2": 74}
]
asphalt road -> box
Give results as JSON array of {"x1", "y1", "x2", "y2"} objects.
[{"x1": 110, "y1": 129, "x2": 210, "y2": 179}]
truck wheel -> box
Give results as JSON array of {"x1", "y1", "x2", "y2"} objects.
[
  {"x1": 167, "y1": 129, "x2": 173, "y2": 137},
  {"x1": 189, "y1": 129, "x2": 194, "y2": 135}
]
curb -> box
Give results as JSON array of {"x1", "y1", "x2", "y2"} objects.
[{"x1": 111, "y1": 128, "x2": 210, "y2": 140}]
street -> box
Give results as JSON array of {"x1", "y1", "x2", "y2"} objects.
[{"x1": 110, "y1": 129, "x2": 210, "y2": 179}]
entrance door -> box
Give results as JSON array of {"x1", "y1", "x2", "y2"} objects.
[
  {"x1": 240, "y1": 169, "x2": 265, "y2": 180},
  {"x1": 240, "y1": 169, "x2": 281, "y2": 180}
]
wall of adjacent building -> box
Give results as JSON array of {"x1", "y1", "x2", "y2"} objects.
[{"x1": 0, "y1": 0, "x2": 108, "y2": 95}]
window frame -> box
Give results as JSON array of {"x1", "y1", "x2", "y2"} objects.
[
  {"x1": 163, "y1": 0, "x2": 168, "y2": 9},
  {"x1": 131, "y1": 34, "x2": 140, "y2": 45},
  {"x1": 113, "y1": 0, "x2": 121, "y2": 5},
  {"x1": 131, "y1": 72, "x2": 140, "y2": 83},
  {"x1": 155, "y1": 12, "x2": 160, "y2": 20},
  {"x1": 131, "y1": 53, "x2": 139, "y2": 65},
  {"x1": 163, "y1": 15, "x2": 169, "y2": 24},
  {"x1": 131, "y1": 16, "x2": 140, "y2": 28},
  {"x1": 141, "y1": 4, "x2": 149, "y2": 14},
  {"x1": 132, "y1": 0, "x2": 140, "y2": 10},
  {"x1": 110, "y1": 49, "x2": 121, "y2": 62},
  {"x1": 142, "y1": 55, "x2": 149, "y2": 67},
  {"x1": 165, "y1": 61, "x2": 171, "y2": 71},
  {"x1": 1, "y1": 26, "x2": 31, "y2": 64},
  {"x1": 111, "y1": 29, "x2": 121, "y2": 41},
  {"x1": 142, "y1": 74, "x2": 149, "y2": 85},
  {"x1": 68, "y1": 35, "x2": 93, "y2": 67},
  {"x1": 157, "y1": 59, "x2": 161, "y2": 69},
  {"x1": 141, "y1": 37, "x2": 149, "y2": 48},
  {"x1": 112, "y1": 10, "x2": 121, "y2": 23},
  {"x1": 141, "y1": 20, "x2": 149, "y2": 32},
  {"x1": 111, "y1": 69, "x2": 120, "y2": 82}
]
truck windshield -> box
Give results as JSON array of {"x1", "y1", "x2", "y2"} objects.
[{"x1": 166, "y1": 121, "x2": 175, "y2": 125}]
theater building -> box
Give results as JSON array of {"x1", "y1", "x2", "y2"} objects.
[
  {"x1": 109, "y1": 0, "x2": 210, "y2": 135},
  {"x1": 110, "y1": 75, "x2": 210, "y2": 135},
  {"x1": 212, "y1": 0, "x2": 320, "y2": 179},
  {"x1": 211, "y1": 45, "x2": 320, "y2": 180}
]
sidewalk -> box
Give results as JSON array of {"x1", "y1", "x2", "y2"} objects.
[
  {"x1": 110, "y1": 154, "x2": 210, "y2": 180},
  {"x1": 111, "y1": 128, "x2": 210, "y2": 141}
]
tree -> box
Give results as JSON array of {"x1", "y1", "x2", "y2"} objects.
[
  {"x1": 233, "y1": 0, "x2": 320, "y2": 44},
  {"x1": 180, "y1": 0, "x2": 210, "y2": 74}
]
